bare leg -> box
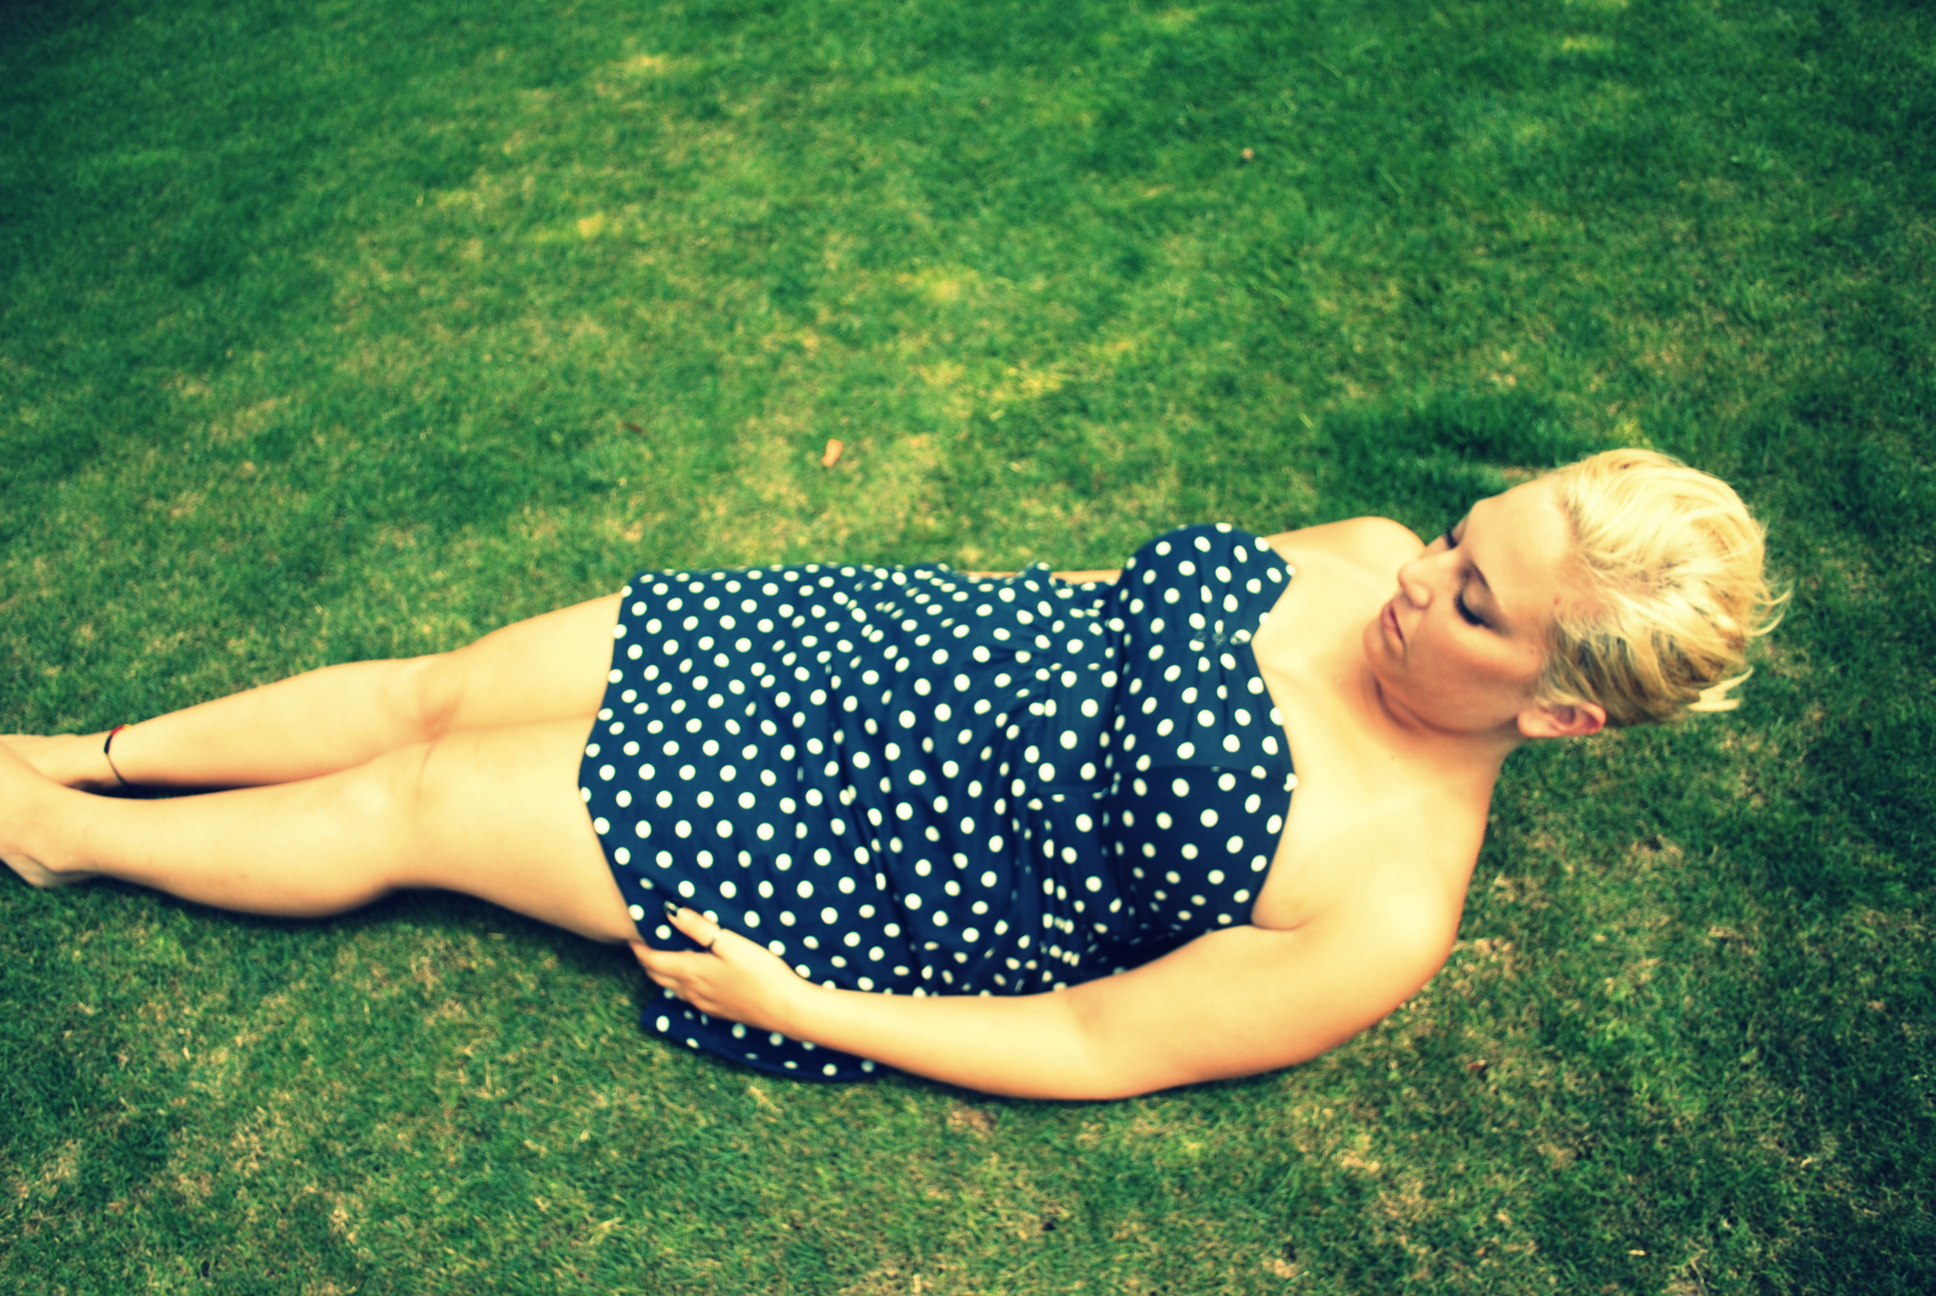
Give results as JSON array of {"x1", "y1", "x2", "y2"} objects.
[
  {"x1": 0, "y1": 720, "x2": 638, "y2": 943},
  {"x1": 4, "y1": 593, "x2": 623, "y2": 791}
]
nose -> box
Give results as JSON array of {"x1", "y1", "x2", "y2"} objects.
[{"x1": 1395, "y1": 552, "x2": 1434, "y2": 608}]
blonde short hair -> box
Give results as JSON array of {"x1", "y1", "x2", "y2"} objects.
[{"x1": 1540, "y1": 449, "x2": 1782, "y2": 728}]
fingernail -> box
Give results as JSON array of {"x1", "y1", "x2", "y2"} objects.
[{"x1": 663, "y1": 900, "x2": 680, "y2": 918}]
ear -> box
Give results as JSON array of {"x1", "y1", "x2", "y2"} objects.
[{"x1": 1517, "y1": 700, "x2": 1607, "y2": 740}]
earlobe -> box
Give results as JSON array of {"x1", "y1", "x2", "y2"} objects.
[{"x1": 1518, "y1": 701, "x2": 1608, "y2": 740}]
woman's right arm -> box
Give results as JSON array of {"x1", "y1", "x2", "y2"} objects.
[{"x1": 640, "y1": 896, "x2": 1452, "y2": 1099}]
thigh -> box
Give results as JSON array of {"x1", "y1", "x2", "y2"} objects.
[
  {"x1": 400, "y1": 717, "x2": 639, "y2": 943},
  {"x1": 422, "y1": 592, "x2": 624, "y2": 735}
]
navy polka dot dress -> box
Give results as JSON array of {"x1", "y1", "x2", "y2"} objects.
[{"x1": 578, "y1": 525, "x2": 1297, "y2": 1080}]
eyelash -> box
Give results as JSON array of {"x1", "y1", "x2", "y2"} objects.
[{"x1": 1439, "y1": 528, "x2": 1486, "y2": 627}]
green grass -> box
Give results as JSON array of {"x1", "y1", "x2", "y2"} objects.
[{"x1": 3, "y1": 0, "x2": 1931, "y2": 1290}]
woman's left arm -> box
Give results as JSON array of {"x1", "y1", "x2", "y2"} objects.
[{"x1": 635, "y1": 900, "x2": 1451, "y2": 1099}]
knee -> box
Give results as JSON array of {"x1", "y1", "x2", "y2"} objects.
[
  {"x1": 358, "y1": 739, "x2": 448, "y2": 863},
  {"x1": 396, "y1": 654, "x2": 464, "y2": 743}
]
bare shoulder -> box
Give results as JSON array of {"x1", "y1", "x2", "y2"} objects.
[
  {"x1": 1284, "y1": 856, "x2": 1461, "y2": 981},
  {"x1": 1346, "y1": 869, "x2": 1463, "y2": 975},
  {"x1": 1262, "y1": 517, "x2": 1424, "y2": 574},
  {"x1": 1276, "y1": 850, "x2": 1466, "y2": 1018},
  {"x1": 1311, "y1": 876, "x2": 1463, "y2": 1030}
]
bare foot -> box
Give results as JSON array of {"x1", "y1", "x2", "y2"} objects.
[
  {"x1": 0, "y1": 739, "x2": 96, "y2": 888},
  {"x1": 0, "y1": 732, "x2": 123, "y2": 792}
]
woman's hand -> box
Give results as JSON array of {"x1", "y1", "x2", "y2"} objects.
[{"x1": 629, "y1": 904, "x2": 814, "y2": 1036}]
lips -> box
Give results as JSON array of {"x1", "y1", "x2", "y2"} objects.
[{"x1": 1382, "y1": 598, "x2": 1404, "y2": 649}]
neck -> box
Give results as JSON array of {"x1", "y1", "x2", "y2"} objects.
[{"x1": 1364, "y1": 672, "x2": 1526, "y2": 785}]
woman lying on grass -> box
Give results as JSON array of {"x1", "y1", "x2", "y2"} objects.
[{"x1": 1, "y1": 449, "x2": 1776, "y2": 1098}]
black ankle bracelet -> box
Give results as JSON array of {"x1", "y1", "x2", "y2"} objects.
[{"x1": 103, "y1": 724, "x2": 132, "y2": 788}]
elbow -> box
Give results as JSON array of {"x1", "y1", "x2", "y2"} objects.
[
  {"x1": 1048, "y1": 1041, "x2": 1252, "y2": 1101},
  {"x1": 1030, "y1": 1072, "x2": 1175, "y2": 1102},
  {"x1": 1070, "y1": 1027, "x2": 1347, "y2": 1099},
  {"x1": 1001, "y1": 1030, "x2": 1181, "y2": 1101},
  {"x1": 1065, "y1": 1065, "x2": 1174, "y2": 1102},
  {"x1": 979, "y1": 1056, "x2": 1160, "y2": 1102},
  {"x1": 1052, "y1": 1056, "x2": 1291, "y2": 1101}
]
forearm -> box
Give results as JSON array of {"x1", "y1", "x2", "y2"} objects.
[
  {"x1": 783, "y1": 984, "x2": 1132, "y2": 1099},
  {"x1": 638, "y1": 907, "x2": 1291, "y2": 1099}
]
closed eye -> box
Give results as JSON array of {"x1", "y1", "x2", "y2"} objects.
[{"x1": 1442, "y1": 524, "x2": 1487, "y2": 626}]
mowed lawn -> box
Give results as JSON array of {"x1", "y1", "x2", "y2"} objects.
[{"x1": 2, "y1": 0, "x2": 1931, "y2": 1292}]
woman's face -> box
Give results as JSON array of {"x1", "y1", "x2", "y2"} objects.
[{"x1": 1365, "y1": 476, "x2": 1602, "y2": 740}]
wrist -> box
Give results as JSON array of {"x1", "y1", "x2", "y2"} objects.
[{"x1": 775, "y1": 975, "x2": 840, "y2": 1041}]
